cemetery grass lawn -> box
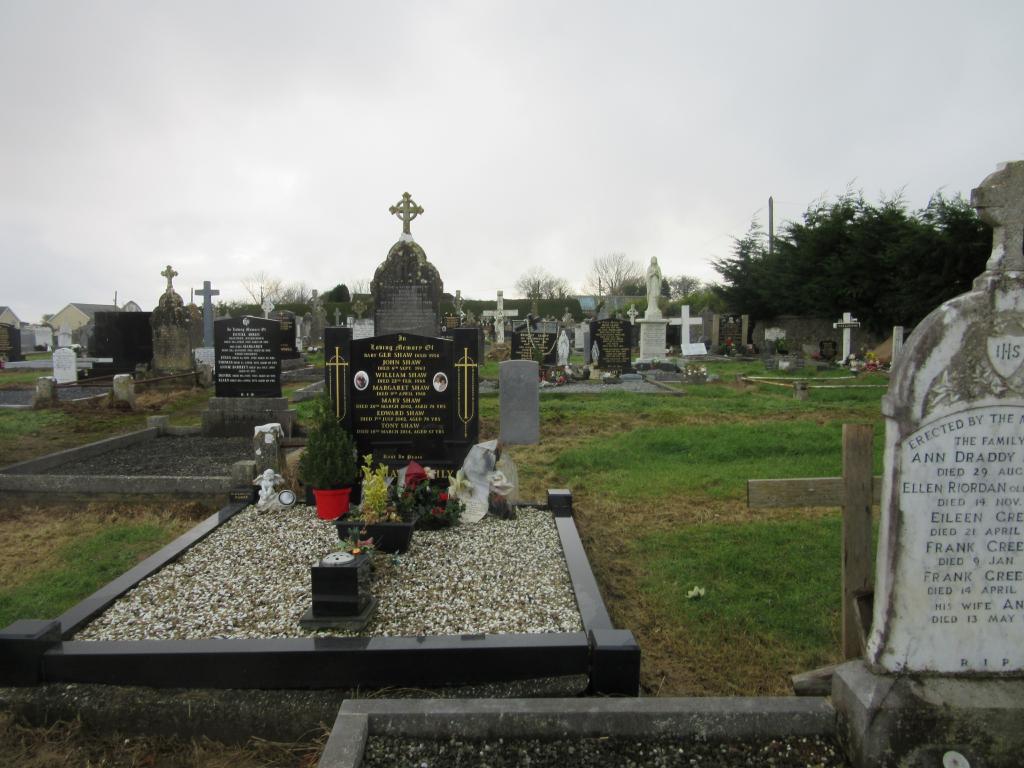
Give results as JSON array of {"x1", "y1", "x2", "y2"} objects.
[
  {"x1": 0, "y1": 496, "x2": 214, "y2": 628},
  {"x1": 0, "y1": 388, "x2": 214, "y2": 466},
  {"x1": 503, "y1": 364, "x2": 885, "y2": 696}
]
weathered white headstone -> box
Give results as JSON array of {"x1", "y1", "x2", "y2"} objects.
[
  {"x1": 56, "y1": 325, "x2": 72, "y2": 349},
  {"x1": 867, "y1": 164, "x2": 1024, "y2": 674},
  {"x1": 193, "y1": 347, "x2": 215, "y2": 368},
  {"x1": 891, "y1": 325, "x2": 904, "y2": 365},
  {"x1": 834, "y1": 162, "x2": 1024, "y2": 768},
  {"x1": 52, "y1": 347, "x2": 77, "y2": 384}
]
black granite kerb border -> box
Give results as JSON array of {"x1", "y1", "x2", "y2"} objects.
[{"x1": 0, "y1": 491, "x2": 638, "y2": 695}]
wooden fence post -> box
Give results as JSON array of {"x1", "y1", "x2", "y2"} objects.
[{"x1": 842, "y1": 424, "x2": 874, "y2": 659}]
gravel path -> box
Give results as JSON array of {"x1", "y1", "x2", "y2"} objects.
[
  {"x1": 361, "y1": 735, "x2": 849, "y2": 767},
  {"x1": 40, "y1": 436, "x2": 249, "y2": 477},
  {"x1": 75, "y1": 505, "x2": 582, "y2": 640}
]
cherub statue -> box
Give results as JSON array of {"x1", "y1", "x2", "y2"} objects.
[{"x1": 253, "y1": 468, "x2": 285, "y2": 512}]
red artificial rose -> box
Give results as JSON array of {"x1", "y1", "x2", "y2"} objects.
[
  {"x1": 404, "y1": 460, "x2": 427, "y2": 490},
  {"x1": 438, "y1": 492, "x2": 449, "y2": 502},
  {"x1": 431, "y1": 506, "x2": 444, "y2": 516}
]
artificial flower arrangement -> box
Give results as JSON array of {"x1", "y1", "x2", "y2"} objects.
[
  {"x1": 391, "y1": 460, "x2": 465, "y2": 529},
  {"x1": 354, "y1": 454, "x2": 401, "y2": 524}
]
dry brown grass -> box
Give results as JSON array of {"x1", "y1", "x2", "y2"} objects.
[
  {"x1": 0, "y1": 496, "x2": 217, "y2": 595},
  {"x1": 0, "y1": 712, "x2": 327, "y2": 768}
]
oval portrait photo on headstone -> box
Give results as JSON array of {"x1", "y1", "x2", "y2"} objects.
[
  {"x1": 353, "y1": 370, "x2": 369, "y2": 391},
  {"x1": 432, "y1": 371, "x2": 448, "y2": 392}
]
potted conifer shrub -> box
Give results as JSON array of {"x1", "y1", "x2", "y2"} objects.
[{"x1": 299, "y1": 394, "x2": 358, "y2": 521}]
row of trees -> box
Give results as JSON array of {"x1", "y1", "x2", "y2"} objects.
[
  {"x1": 514, "y1": 254, "x2": 719, "y2": 311},
  {"x1": 712, "y1": 192, "x2": 991, "y2": 333}
]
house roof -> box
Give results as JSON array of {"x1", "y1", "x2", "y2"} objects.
[{"x1": 69, "y1": 303, "x2": 119, "y2": 316}]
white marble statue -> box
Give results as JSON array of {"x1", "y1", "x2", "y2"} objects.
[
  {"x1": 646, "y1": 256, "x2": 662, "y2": 317},
  {"x1": 253, "y1": 468, "x2": 285, "y2": 512},
  {"x1": 556, "y1": 330, "x2": 571, "y2": 366}
]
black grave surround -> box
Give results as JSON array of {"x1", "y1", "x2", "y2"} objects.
[{"x1": 0, "y1": 492, "x2": 639, "y2": 695}]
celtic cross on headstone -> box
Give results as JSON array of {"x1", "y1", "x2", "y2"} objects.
[
  {"x1": 161, "y1": 265, "x2": 178, "y2": 293},
  {"x1": 389, "y1": 192, "x2": 424, "y2": 235}
]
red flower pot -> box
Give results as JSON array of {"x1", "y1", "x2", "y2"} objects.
[{"x1": 313, "y1": 487, "x2": 351, "y2": 521}]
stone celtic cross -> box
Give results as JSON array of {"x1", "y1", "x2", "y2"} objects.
[
  {"x1": 161, "y1": 264, "x2": 178, "y2": 293},
  {"x1": 261, "y1": 297, "x2": 275, "y2": 319},
  {"x1": 389, "y1": 192, "x2": 424, "y2": 235},
  {"x1": 626, "y1": 305, "x2": 639, "y2": 325},
  {"x1": 971, "y1": 161, "x2": 1024, "y2": 273}
]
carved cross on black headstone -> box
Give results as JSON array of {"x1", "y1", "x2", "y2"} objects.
[{"x1": 389, "y1": 192, "x2": 424, "y2": 235}]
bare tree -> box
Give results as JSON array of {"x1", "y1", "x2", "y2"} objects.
[
  {"x1": 584, "y1": 253, "x2": 643, "y2": 296},
  {"x1": 279, "y1": 281, "x2": 313, "y2": 304},
  {"x1": 240, "y1": 271, "x2": 283, "y2": 305},
  {"x1": 349, "y1": 278, "x2": 371, "y2": 295},
  {"x1": 515, "y1": 266, "x2": 573, "y2": 300}
]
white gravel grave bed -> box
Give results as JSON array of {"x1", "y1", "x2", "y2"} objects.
[{"x1": 75, "y1": 505, "x2": 583, "y2": 641}]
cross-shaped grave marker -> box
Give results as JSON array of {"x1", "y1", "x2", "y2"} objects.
[
  {"x1": 832, "y1": 312, "x2": 861, "y2": 361},
  {"x1": 626, "y1": 305, "x2": 639, "y2": 325},
  {"x1": 161, "y1": 264, "x2": 178, "y2": 293},
  {"x1": 389, "y1": 191, "x2": 424, "y2": 235},
  {"x1": 194, "y1": 280, "x2": 220, "y2": 347},
  {"x1": 482, "y1": 290, "x2": 519, "y2": 344},
  {"x1": 971, "y1": 161, "x2": 1024, "y2": 272},
  {"x1": 262, "y1": 297, "x2": 275, "y2": 319},
  {"x1": 669, "y1": 304, "x2": 706, "y2": 354}
]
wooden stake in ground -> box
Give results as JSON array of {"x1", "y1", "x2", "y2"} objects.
[{"x1": 841, "y1": 424, "x2": 873, "y2": 659}]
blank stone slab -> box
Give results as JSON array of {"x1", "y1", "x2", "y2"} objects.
[{"x1": 499, "y1": 360, "x2": 539, "y2": 445}]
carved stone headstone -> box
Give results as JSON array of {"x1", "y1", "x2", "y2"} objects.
[
  {"x1": 52, "y1": 347, "x2": 77, "y2": 384},
  {"x1": 372, "y1": 192, "x2": 443, "y2": 338},
  {"x1": 150, "y1": 265, "x2": 193, "y2": 372},
  {"x1": 834, "y1": 161, "x2": 1024, "y2": 768}
]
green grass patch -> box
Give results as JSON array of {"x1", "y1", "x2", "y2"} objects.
[
  {"x1": 0, "y1": 409, "x2": 68, "y2": 439},
  {"x1": 553, "y1": 421, "x2": 882, "y2": 501},
  {"x1": 639, "y1": 516, "x2": 841, "y2": 660},
  {"x1": 0, "y1": 523, "x2": 180, "y2": 626}
]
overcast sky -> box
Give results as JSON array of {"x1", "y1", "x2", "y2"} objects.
[{"x1": 2, "y1": 1, "x2": 1022, "y2": 324}]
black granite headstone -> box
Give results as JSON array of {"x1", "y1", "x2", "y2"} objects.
[
  {"x1": 327, "y1": 329, "x2": 479, "y2": 471},
  {"x1": 589, "y1": 319, "x2": 632, "y2": 373},
  {"x1": 92, "y1": 312, "x2": 154, "y2": 373},
  {"x1": 275, "y1": 310, "x2": 300, "y2": 359},
  {"x1": 214, "y1": 316, "x2": 281, "y2": 397},
  {"x1": 0, "y1": 324, "x2": 23, "y2": 362},
  {"x1": 719, "y1": 315, "x2": 743, "y2": 345},
  {"x1": 510, "y1": 329, "x2": 557, "y2": 366},
  {"x1": 819, "y1": 339, "x2": 837, "y2": 361}
]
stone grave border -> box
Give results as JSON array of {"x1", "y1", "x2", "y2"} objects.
[
  {"x1": 0, "y1": 490, "x2": 639, "y2": 696},
  {"x1": 0, "y1": 418, "x2": 235, "y2": 495},
  {"x1": 320, "y1": 697, "x2": 837, "y2": 768}
]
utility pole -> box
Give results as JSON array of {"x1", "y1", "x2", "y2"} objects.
[{"x1": 768, "y1": 195, "x2": 775, "y2": 256}]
